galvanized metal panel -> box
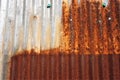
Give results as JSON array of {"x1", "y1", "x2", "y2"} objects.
[{"x1": 0, "y1": 0, "x2": 62, "y2": 55}]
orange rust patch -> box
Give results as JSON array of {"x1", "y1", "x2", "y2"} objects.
[{"x1": 61, "y1": 0, "x2": 120, "y2": 54}]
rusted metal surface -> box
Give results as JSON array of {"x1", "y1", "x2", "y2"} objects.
[
  {"x1": 9, "y1": 50, "x2": 120, "y2": 80},
  {"x1": 0, "y1": 0, "x2": 120, "y2": 80},
  {"x1": 9, "y1": 0, "x2": 120, "y2": 80},
  {"x1": 0, "y1": 0, "x2": 62, "y2": 79},
  {"x1": 62, "y1": 0, "x2": 120, "y2": 54}
]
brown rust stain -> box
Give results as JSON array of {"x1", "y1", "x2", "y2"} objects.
[
  {"x1": 9, "y1": 50, "x2": 120, "y2": 80},
  {"x1": 9, "y1": 0, "x2": 120, "y2": 80}
]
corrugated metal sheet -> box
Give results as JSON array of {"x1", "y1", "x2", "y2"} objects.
[
  {"x1": 0, "y1": 0, "x2": 62, "y2": 54},
  {"x1": 0, "y1": 0, "x2": 120, "y2": 80},
  {"x1": 10, "y1": 52, "x2": 120, "y2": 80},
  {"x1": 0, "y1": 0, "x2": 62, "y2": 79},
  {"x1": 61, "y1": 0, "x2": 120, "y2": 54}
]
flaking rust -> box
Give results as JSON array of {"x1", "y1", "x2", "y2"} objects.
[
  {"x1": 9, "y1": 0, "x2": 120, "y2": 80},
  {"x1": 61, "y1": 1, "x2": 71, "y2": 53},
  {"x1": 71, "y1": 0, "x2": 80, "y2": 53},
  {"x1": 61, "y1": 0, "x2": 120, "y2": 54}
]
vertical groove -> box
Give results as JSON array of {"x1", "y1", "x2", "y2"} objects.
[
  {"x1": 23, "y1": 53, "x2": 28, "y2": 80},
  {"x1": 78, "y1": 3, "x2": 82, "y2": 80},
  {"x1": 48, "y1": 53, "x2": 51, "y2": 79},
  {"x1": 50, "y1": 53, "x2": 55, "y2": 80},
  {"x1": 58, "y1": 53, "x2": 62, "y2": 79},
  {"x1": 46, "y1": 54, "x2": 49, "y2": 80},
  {"x1": 65, "y1": 54, "x2": 69, "y2": 80},
  {"x1": 78, "y1": 54, "x2": 82, "y2": 80},
  {"x1": 94, "y1": 55, "x2": 99, "y2": 80},
  {"x1": 16, "y1": 54, "x2": 22, "y2": 80},
  {"x1": 102, "y1": 55, "x2": 109, "y2": 80},
  {"x1": 27, "y1": 53, "x2": 31, "y2": 80},
  {"x1": 36, "y1": 54, "x2": 39, "y2": 80},
  {"x1": 108, "y1": 54, "x2": 113, "y2": 80},
  {"x1": 61, "y1": 53, "x2": 66, "y2": 80},
  {"x1": 38, "y1": 54, "x2": 42, "y2": 80},
  {"x1": 68, "y1": 53, "x2": 72, "y2": 79},
  {"x1": 78, "y1": 1, "x2": 83, "y2": 54},
  {"x1": 41, "y1": 53, "x2": 45, "y2": 80},
  {"x1": 52, "y1": 53, "x2": 57, "y2": 80},
  {"x1": 70, "y1": 53, "x2": 75, "y2": 80},
  {"x1": 71, "y1": 0, "x2": 79, "y2": 53},
  {"x1": 113, "y1": 54, "x2": 120, "y2": 80},
  {"x1": 10, "y1": 56, "x2": 13, "y2": 80},
  {"x1": 84, "y1": 55, "x2": 89, "y2": 80},
  {"x1": 98, "y1": 54, "x2": 103, "y2": 80},
  {"x1": 62, "y1": 1, "x2": 70, "y2": 53},
  {"x1": 82, "y1": 0, "x2": 90, "y2": 54}
]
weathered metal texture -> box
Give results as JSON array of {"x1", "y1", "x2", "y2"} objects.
[
  {"x1": 0, "y1": 0, "x2": 62, "y2": 79},
  {"x1": 62, "y1": 0, "x2": 120, "y2": 54},
  {"x1": 1, "y1": 0, "x2": 120, "y2": 80},
  {"x1": 10, "y1": 50, "x2": 120, "y2": 80},
  {"x1": 9, "y1": 0, "x2": 120, "y2": 80},
  {"x1": 0, "y1": 0, "x2": 62, "y2": 55}
]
